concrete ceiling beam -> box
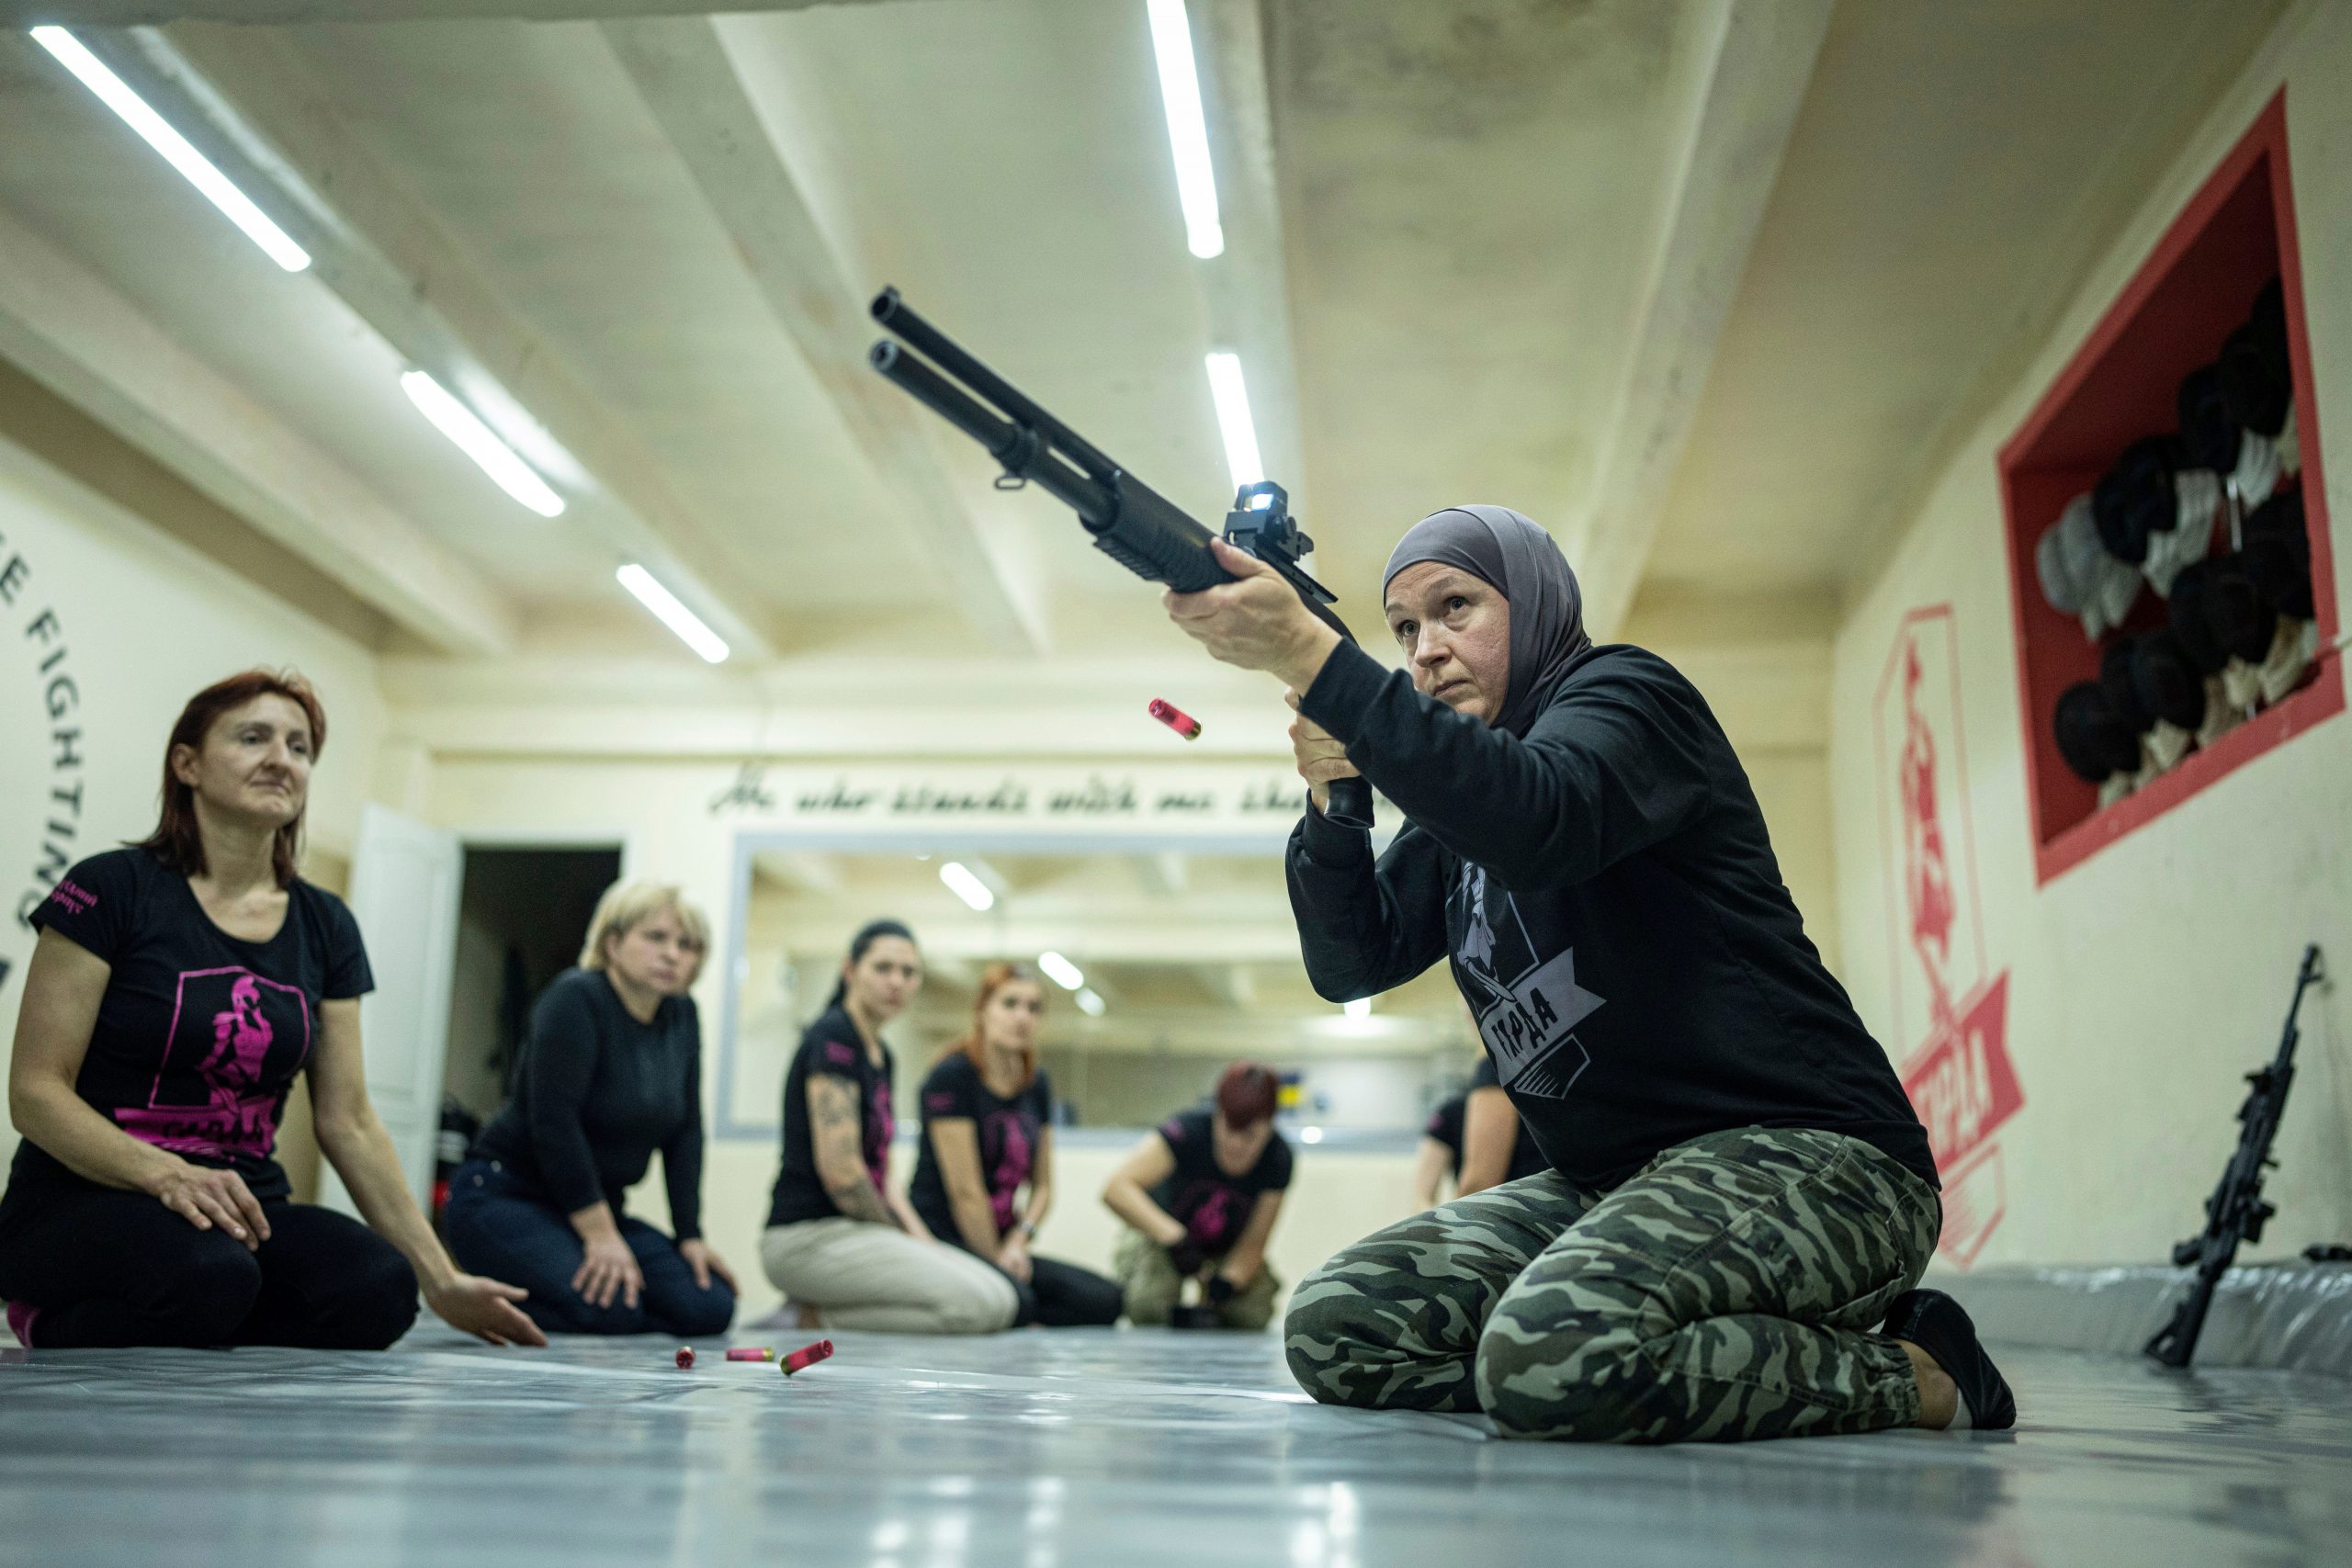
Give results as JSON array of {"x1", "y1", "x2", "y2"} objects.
[
  {"x1": 1192, "y1": 0, "x2": 1309, "y2": 516},
  {"x1": 0, "y1": 1, "x2": 890, "y2": 23},
  {"x1": 602, "y1": 16, "x2": 1050, "y2": 654},
  {"x1": 85, "y1": 23, "x2": 779, "y2": 660},
  {"x1": 0, "y1": 203, "x2": 517, "y2": 655},
  {"x1": 1565, "y1": 0, "x2": 1837, "y2": 639}
]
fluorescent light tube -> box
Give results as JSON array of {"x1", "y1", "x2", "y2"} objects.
[
  {"x1": 1204, "y1": 352, "x2": 1263, "y2": 490},
  {"x1": 1343, "y1": 997, "x2": 1372, "y2": 1019},
  {"x1": 400, "y1": 371, "x2": 565, "y2": 517},
  {"x1": 616, "y1": 564, "x2": 729, "y2": 664},
  {"x1": 939, "y1": 861, "x2": 995, "y2": 912},
  {"x1": 30, "y1": 28, "x2": 311, "y2": 274},
  {"x1": 1037, "y1": 952, "x2": 1084, "y2": 991},
  {"x1": 1145, "y1": 0, "x2": 1223, "y2": 259},
  {"x1": 1075, "y1": 987, "x2": 1106, "y2": 1018}
]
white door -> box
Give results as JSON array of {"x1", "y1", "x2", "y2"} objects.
[{"x1": 318, "y1": 805, "x2": 461, "y2": 1218}]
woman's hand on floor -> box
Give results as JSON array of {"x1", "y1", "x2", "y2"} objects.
[
  {"x1": 678, "y1": 1238, "x2": 737, "y2": 1293},
  {"x1": 572, "y1": 1231, "x2": 643, "y2": 1311},
  {"x1": 426, "y1": 1273, "x2": 547, "y2": 1348}
]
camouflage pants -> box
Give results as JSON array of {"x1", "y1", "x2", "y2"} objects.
[
  {"x1": 1284, "y1": 1127, "x2": 1940, "y2": 1443},
  {"x1": 1113, "y1": 1226, "x2": 1281, "y2": 1331}
]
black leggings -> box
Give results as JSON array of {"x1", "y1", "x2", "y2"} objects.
[
  {"x1": 0, "y1": 1174, "x2": 418, "y2": 1350},
  {"x1": 1001, "y1": 1255, "x2": 1125, "y2": 1328}
]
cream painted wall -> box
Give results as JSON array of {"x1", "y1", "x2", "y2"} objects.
[
  {"x1": 0, "y1": 434, "x2": 386, "y2": 1170},
  {"x1": 1828, "y1": 3, "x2": 2352, "y2": 1268}
]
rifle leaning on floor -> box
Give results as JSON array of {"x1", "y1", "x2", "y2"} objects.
[
  {"x1": 2144, "y1": 943, "x2": 2328, "y2": 1368},
  {"x1": 866, "y1": 287, "x2": 1374, "y2": 830}
]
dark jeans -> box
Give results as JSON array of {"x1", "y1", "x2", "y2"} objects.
[
  {"x1": 0, "y1": 1170, "x2": 418, "y2": 1350},
  {"x1": 1009, "y1": 1255, "x2": 1125, "y2": 1328},
  {"x1": 441, "y1": 1158, "x2": 733, "y2": 1337}
]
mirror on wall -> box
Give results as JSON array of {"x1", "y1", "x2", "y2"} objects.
[{"x1": 717, "y1": 839, "x2": 1481, "y2": 1144}]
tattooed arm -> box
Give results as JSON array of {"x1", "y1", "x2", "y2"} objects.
[{"x1": 808, "y1": 1074, "x2": 902, "y2": 1230}]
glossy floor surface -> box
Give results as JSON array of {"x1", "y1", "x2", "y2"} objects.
[{"x1": 2, "y1": 1326, "x2": 2347, "y2": 1566}]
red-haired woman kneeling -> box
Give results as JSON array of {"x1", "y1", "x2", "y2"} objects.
[
  {"x1": 0, "y1": 671, "x2": 542, "y2": 1350},
  {"x1": 906, "y1": 964, "x2": 1122, "y2": 1327}
]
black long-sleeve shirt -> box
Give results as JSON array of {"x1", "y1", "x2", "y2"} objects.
[
  {"x1": 1289, "y1": 639, "x2": 1936, "y2": 1192},
  {"x1": 470, "y1": 968, "x2": 707, "y2": 1239}
]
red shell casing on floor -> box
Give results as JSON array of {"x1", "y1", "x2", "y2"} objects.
[
  {"x1": 781, "y1": 1338, "x2": 835, "y2": 1376},
  {"x1": 674, "y1": 1347, "x2": 695, "y2": 1369}
]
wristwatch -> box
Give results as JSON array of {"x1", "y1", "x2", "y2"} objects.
[{"x1": 1015, "y1": 1220, "x2": 1038, "y2": 1239}]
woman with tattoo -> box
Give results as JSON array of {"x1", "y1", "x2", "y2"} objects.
[{"x1": 758, "y1": 920, "x2": 1017, "y2": 1333}]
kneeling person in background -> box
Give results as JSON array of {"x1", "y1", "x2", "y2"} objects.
[
  {"x1": 759, "y1": 921, "x2": 1017, "y2": 1334},
  {"x1": 1, "y1": 671, "x2": 538, "y2": 1351},
  {"x1": 442, "y1": 882, "x2": 736, "y2": 1338},
  {"x1": 1414, "y1": 1052, "x2": 1548, "y2": 1209},
  {"x1": 908, "y1": 964, "x2": 1122, "y2": 1327},
  {"x1": 1102, "y1": 1064, "x2": 1291, "y2": 1330}
]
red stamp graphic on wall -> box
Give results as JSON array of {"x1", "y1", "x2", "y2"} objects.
[{"x1": 1875, "y1": 607, "x2": 2024, "y2": 1268}]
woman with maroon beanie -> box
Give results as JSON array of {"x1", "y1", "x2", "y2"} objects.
[{"x1": 1102, "y1": 1062, "x2": 1293, "y2": 1329}]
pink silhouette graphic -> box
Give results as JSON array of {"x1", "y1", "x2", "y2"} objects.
[
  {"x1": 984, "y1": 1111, "x2": 1034, "y2": 1233},
  {"x1": 201, "y1": 975, "x2": 275, "y2": 1111},
  {"x1": 1187, "y1": 1187, "x2": 1237, "y2": 1249},
  {"x1": 117, "y1": 966, "x2": 311, "y2": 1163}
]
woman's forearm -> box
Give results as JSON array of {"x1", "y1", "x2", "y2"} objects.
[
  {"x1": 567, "y1": 1198, "x2": 624, "y2": 1245},
  {"x1": 12, "y1": 1082, "x2": 181, "y2": 1194},
  {"x1": 886, "y1": 1187, "x2": 927, "y2": 1236},
  {"x1": 1022, "y1": 1179, "x2": 1052, "y2": 1233},
  {"x1": 1411, "y1": 1142, "x2": 1449, "y2": 1209},
  {"x1": 941, "y1": 1178, "x2": 997, "y2": 1252},
  {"x1": 319, "y1": 1110, "x2": 458, "y2": 1293},
  {"x1": 1103, "y1": 1178, "x2": 1182, "y2": 1245}
]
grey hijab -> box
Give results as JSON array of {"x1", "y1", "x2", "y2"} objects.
[{"x1": 1382, "y1": 504, "x2": 1591, "y2": 737}]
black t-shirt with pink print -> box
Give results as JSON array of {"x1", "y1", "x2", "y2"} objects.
[
  {"x1": 906, "y1": 1052, "x2": 1053, "y2": 1248},
  {"x1": 766, "y1": 1005, "x2": 897, "y2": 1228},
  {"x1": 6, "y1": 848, "x2": 372, "y2": 1204},
  {"x1": 1148, "y1": 1108, "x2": 1292, "y2": 1259}
]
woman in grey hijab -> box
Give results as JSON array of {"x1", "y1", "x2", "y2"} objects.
[
  {"x1": 1165, "y1": 508, "x2": 2011, "y2": 1446},
  {"x1": 1381, "y1": 504, "x2": 1591, "y2": 734}
]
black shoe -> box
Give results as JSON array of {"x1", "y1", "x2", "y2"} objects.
[{"x1": 1882, "y1": 1288, "x2": 2017, "y2": 1431}]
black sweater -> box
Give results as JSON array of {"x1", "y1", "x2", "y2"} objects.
[
  {"x1": 471, "y1": 968, "x2": 707, "y2": 1239},
  {"x1": 1288, "y1": 639, "x2": 1936, "y2": 1192}
]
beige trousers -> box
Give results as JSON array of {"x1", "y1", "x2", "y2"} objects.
[{"x1": 760, "y1": 1218, "x2": 1019, "y2": 1334}]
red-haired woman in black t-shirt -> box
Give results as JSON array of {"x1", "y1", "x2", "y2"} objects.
[
  {"x1": 0, "y1": 671, "x2": 543, "y2": 1351},
  {"x1": 908, "y1": 963, "x2": 1122, "y2": 1327}
]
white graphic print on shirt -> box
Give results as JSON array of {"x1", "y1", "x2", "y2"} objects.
[{"x1": 1452, "y1": 863, "x2": 1605, "y2": 1100}]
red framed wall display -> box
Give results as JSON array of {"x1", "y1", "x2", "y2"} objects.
[{"x1": 1996, "y1": 92, "x2": 2339, "y2": 886}]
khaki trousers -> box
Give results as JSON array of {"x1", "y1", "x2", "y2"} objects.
[{"x1": 760, "y1": 1218, "x2": 1019, "y2": 1335}]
